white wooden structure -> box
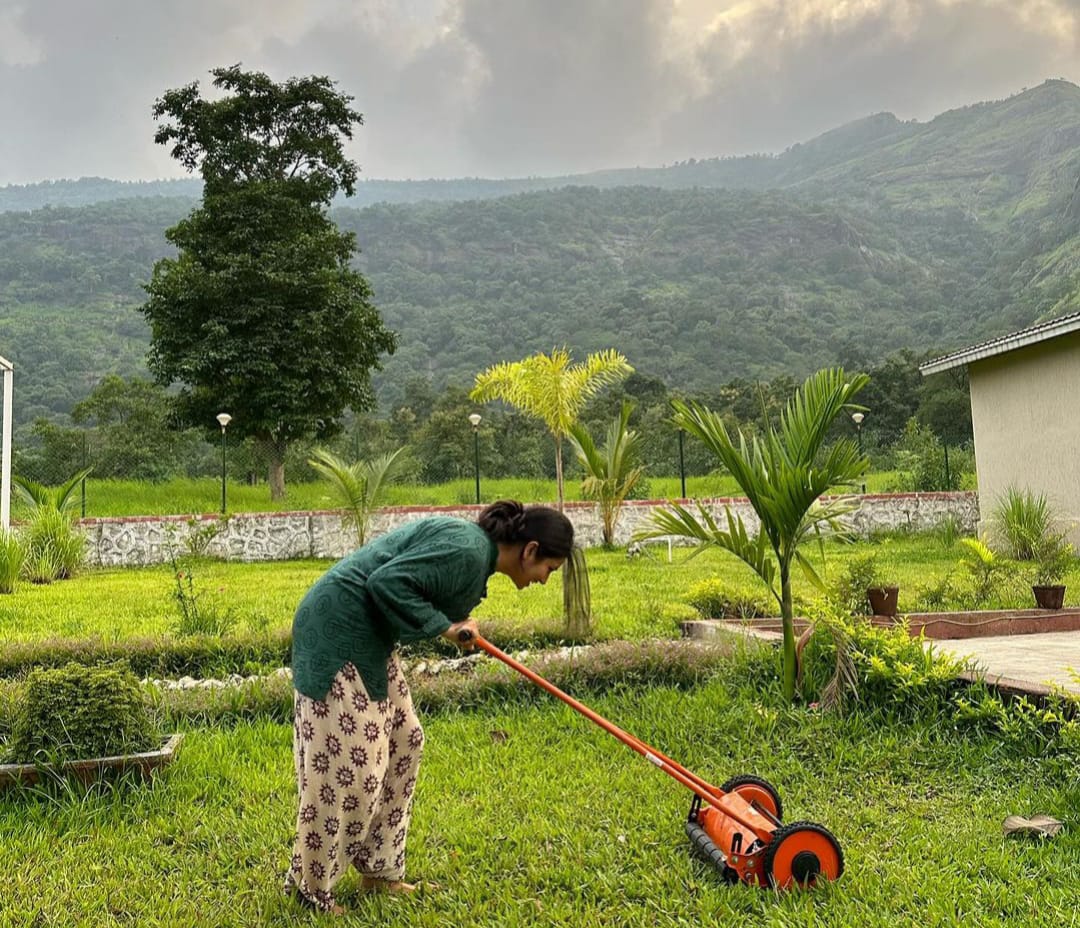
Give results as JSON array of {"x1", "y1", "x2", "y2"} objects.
[{"x1": 0, "y1": 356, "x2": 10, "y2": 529}]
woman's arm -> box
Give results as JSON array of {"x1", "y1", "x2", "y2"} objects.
[{"x1": 365, "y1": 544, "x2": 483, "y2": 642}]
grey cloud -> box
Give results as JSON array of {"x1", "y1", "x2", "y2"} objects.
[
  {"x1": 449, "y1": 0, "x2": 689, "y2": 176},
  {"x1": 0, "y1": 0, "x2": 1077, "y2": 185},
  {"x1": 0, "y1": 0, "x2": 292, "y2": 181},
  {"x1": 656, "y1": 0, "x2": 1080, "y2": 159}
]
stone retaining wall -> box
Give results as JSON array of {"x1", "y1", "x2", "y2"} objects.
[{"x1": 79, "y1": 491, "x2": 979, "y2": 567}]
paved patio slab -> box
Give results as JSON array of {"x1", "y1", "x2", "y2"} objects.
[{"x1": 929, "y1": 631, "x2": 1080, "y2": 696}]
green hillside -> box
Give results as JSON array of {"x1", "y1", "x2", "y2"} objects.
[{"x1": 0, "y1": 80, "x2": 1077, "y2": 425}]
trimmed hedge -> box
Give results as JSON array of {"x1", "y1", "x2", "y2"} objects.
[
  {"x1": 6, "y1": 663, "x2": 160, "y2": 763},
  {"x1": 0, "y1": 629, "x2": 294, "y2": 680},
  {"x1": 151, "y1": 638, "x2": 747, "y2": 727},
  {"x1": 0, "y1": 625, "x2": 605, "y2": 681}
]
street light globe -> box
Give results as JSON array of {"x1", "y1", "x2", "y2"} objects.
[
  {"x1": 216, "y1": 412, "x2": 232, "y2": 430},
  {"x1": 851, "y1": 412, "x2": 865, "y2": 426},
  {"x1": 468, "y1": 413, "x2": 482, "y2": 428}
]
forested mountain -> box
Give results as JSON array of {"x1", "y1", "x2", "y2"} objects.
[{"x1": 0, "y1": 80, "x2": 1078, "y2": 426}]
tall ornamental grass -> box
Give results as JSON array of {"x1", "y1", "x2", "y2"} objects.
[
  {"x1": 0, "y1": 529, "x2": 25, "y2": 594},
  {"x1": 992, "y1": 486, "x2": 1054, "y2": 560}
]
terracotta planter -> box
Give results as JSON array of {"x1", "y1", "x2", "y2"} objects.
[
  {"x1": 0, "y1": 733, "x2": 183, "y2": 790},
  {"x1": 1032, "y1": 585, "x2": 1066, "y2": 610},
  {"x1": 866, "y1": 586, "x2": 900, "y2": 617}
]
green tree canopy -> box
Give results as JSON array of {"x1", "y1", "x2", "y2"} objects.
[{"x1": 141, "y1": 66, "x2": 396, "y2": 499}]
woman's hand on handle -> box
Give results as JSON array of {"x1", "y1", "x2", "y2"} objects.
[{"x1": 443, "y1": 619, "x2": 479, "y2": 650}]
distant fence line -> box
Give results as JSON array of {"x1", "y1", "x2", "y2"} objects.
[{"x1": 80, "y1": 492, "x2": 979, "y2": 568}]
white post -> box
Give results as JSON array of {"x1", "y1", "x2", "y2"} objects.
[{"x1": 0, "y1": 356, "x2": 11, "y2": 530}]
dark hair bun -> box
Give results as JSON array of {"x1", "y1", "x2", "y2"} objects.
[{"x1": 477, "y1": 500, "x2": 527, "y2": 543}]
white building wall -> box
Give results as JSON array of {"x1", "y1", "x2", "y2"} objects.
[{"x1": 968, "y1": 332, "x2": 1080, "y2": 543}]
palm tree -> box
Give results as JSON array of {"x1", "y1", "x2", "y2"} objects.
[
  {"x1": 635, "y1": 368, "x2": 869, "y2": 701},
  {"x1": 472, "y1": 348, "x2": 631, "y2": 639},
  {"x1": 471, "y1": 348, "x2": 632, "y2": 509},
  {"x1": 12, "y1": 468, "x2": 92, "y2": 514},
  {"x1": 568, "y1": 401, "x2": 645, "y2": 546},
  {"x1": 308, "y1": 448, "x2": 406, "y2": 546}
]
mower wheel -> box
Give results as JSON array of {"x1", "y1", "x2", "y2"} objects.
[
  {"x1": 762, "y1": 821, "x2": 844, "y2": 889},
  {"x1": 719, "y1": 774, "x2": 783, "y2": 821}
]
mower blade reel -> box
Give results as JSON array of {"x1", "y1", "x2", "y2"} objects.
[{"x1": 685, "y1": 821, "x2": 738, "y2": 884}]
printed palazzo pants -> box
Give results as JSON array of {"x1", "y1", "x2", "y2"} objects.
[{"x1": 284, "y1": 656, "x2": 424, "y2": 912}]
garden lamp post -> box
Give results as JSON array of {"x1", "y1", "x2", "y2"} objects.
[
  {"x1": 678, "y1": 428, "x2": 687, "y2": 499},
  {"x1": 851, "y1": 411, "x2": 865, "y2": 494},
  {"x1": 216, "y1": 412, "x2": 232, "y2": 514},
  {"x1": 468, "y1": 412, "x2": 482, "y2": 505}
]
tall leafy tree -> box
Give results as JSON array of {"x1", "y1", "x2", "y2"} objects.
[
  {"x1": 71, "y1": 374, "x2": 202, "y2": 481},
  {"x1": 470, "y1": 348, "x2": 632, "y2": 508},
  {"x1": 636, "y1": 368, "x2": 869, "y2": 702},
  {"x1": 141, "y1": 66, "x2": 396, "y2": 499}
]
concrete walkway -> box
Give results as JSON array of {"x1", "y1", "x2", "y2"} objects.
[{"x1": 929, "y1": 631, "x2": 1080, "y2": 696}]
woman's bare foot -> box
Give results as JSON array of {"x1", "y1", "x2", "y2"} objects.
[{"x1": 359, "y1": 877, "x2": 435, "y2": 894}]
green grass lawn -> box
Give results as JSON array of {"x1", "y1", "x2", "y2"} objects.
[
  {"x1": 42, "y1": 471, "x2": 911, "y2": 519},
  {"x1": 1, "y1": 675, "x2": 1075, "y2": 927},
  {"x1": 2, "y1": 515, "x2": 1075, "y2": 926},
  {"x1": 1, "y1": 534, "x2": 1074, "y2": 646}
]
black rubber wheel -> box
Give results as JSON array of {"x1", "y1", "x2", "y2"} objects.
[
  {"x1": 719, "y1": 774, "x2": 783, "y2": 821},
  {"x1": 761, "y1": 820, "x2": 844, "y2": 889}
]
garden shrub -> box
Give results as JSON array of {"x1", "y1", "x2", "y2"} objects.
[
  {"x1": 0, "y1": 625, "x2": 615, "y2": 681},
  {"x1": 992, "y1": 487, "x2": 1054, "y2": 561},
  {"x1": 6, "y1": 662, "x2": 160, "y2": 763},
  {"x1": 914, "y1": 571, "x2": 957, "y2": 612},
  {"x1": 952, "y1": 688, "x2": 1080, "y2": 757},
  {"x1": 22, "y1": 507, "x2": 86, "y2": 582},
  {"x1": 0, "y1": 629, "x2": 295, "y2": 680},
  {"x1": 957, "y1": 537, "x2": 1021, "y2": 608},
  {"x1": 828, "y1": 552, "x2": 880, "y2": 616},
  {"x1": 153, "y1": 638, "x2": 748, "y2": 725},
  {"x1": 684, "y1": 577, "x2": 771, "y2": 619},
  {"x1": 799, "y1": 613, "x2": 965, "y2": 717}
]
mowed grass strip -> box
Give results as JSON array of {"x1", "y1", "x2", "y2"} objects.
[
  {"x1": 0, "y1": 676, "x2": 1075, "y2": 927},
  {"x1": 2, "y1": 535, "x2": 1075, "y2": 646}
]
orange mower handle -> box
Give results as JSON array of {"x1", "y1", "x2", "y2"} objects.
[{"x1": 457, "y1": 630, "x2": 772, "y2": 843}]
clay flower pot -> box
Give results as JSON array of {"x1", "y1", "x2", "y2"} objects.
[
  {"x1": 1032, "y1": 585, "x2": 1066, "y2": 610},
  {"x1": 866, "y1": 586, "x2": 900, "y2": 617}
]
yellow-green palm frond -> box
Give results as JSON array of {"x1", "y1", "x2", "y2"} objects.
[{"x1": 471, "y1": 348, "x2": 632, "y2": 437}]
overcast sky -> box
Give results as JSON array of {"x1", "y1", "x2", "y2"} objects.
[{"x1": 1, "y1": 0, "x2": 1077, "y2": 186}]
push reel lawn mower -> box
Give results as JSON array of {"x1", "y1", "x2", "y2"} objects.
[{"x1": 461, "y1": 632, "x2": 844, "y2": 889}]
